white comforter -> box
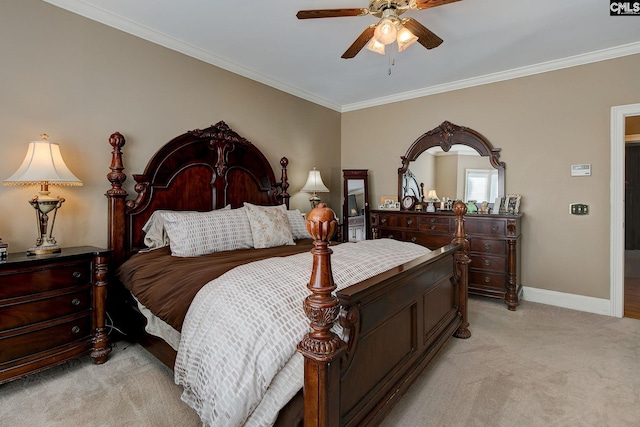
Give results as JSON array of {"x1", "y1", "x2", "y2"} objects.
[{"x1": 174, "y1": 239, "x2": 431, "y2": 427}]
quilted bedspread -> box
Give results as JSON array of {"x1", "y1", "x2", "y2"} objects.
[{"x1": 174, "y1": 239, "x2": 431, "y2": 426}]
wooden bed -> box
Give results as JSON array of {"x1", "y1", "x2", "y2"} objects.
[{"x1": 105, "y1": 121, "x2": 471, "y2": 427}]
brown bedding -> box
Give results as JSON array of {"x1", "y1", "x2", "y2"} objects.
[{"x1": 116, "y1": 240, "x2": 315, "y2": 331}]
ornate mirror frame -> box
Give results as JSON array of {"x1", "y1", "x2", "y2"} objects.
[{"x1": 398, "y1": 121, "x2": 505, "y2": 201}]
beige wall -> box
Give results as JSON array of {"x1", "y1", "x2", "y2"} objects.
[
  {"x1": 343, "y1": 54, "x2": 640, "y2": 299},
  {"x1": 0, "y1": 1, "x2": 341, "y2": 252}
]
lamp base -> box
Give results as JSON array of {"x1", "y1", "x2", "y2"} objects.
[
  {"x1": 27, "y1": 246, "x2": 61, "y2": 256},
  {"x1": 27, "y1": 236, "x2": 61, "y2": 256}
]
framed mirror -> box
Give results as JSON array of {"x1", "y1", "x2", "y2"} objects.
[
  {"x1": 342, "y1": 169, "x2": 370, "y2": 242},
  {"x1": 398, "y1": 121, "x2": 505, "y2": 206}
]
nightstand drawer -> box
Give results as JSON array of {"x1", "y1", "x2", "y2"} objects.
[
  {"x1": 0, "y1": 315, "x2": 91, "y2": 364},
  {"x1": 0, "y1": 261, "x2": 90, "y2": 299},
  {"x1": 0, "y1": 289, "x2": 91, "y2": 331}
]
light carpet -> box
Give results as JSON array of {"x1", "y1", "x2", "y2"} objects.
[{"x1": 1, "y1": 297, "x2": 639, "y2": 427}]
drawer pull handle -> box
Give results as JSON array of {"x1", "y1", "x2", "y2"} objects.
[
  {"x1": 484, "y1": 276, "x2": 491, "y2": 283},
  {"x1": 411, "y1": 237, "x2": 417, "y2": 243},
  {"x1": 484, "y1": 260, "x2": 491, "y2": 266},
  {"x1": 71, "y1": 326, "x2": 81, "y2": 334},
  {"x1": 381, "y1": 218, "x2": 387, "y2": 224},
  {"x1": 431, "y1": 225, "x2": 436, "y2": 230},
  {"x1": 407, "y1": 219, "x2": 413, "y2": 225},
  {"x1": 491, "y1": 225, "x2": 499, "y2": 231},
  {"x1": 72, "y1": 271, "x2": 82, "y2": 279},
  {"x1": 484, "y1": 243, "x2": 491, "y2": 250},
  {"x1": 71, "y1": 298, "x2": 81, "y2": 306},
  {"x1": 430, "y1": 218, "x2": 436, "y2": 223}
]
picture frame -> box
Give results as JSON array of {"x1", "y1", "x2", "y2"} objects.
[
  {"x1": 379, "y1": 195, "x2": 399, "y2": 210},
  {"x1": 505, "y1": 194, "x2": 521, "y2": 214}
]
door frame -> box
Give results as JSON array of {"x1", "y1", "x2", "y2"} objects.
[{"x1": 611, "y1": 103, "x2": 640, "y2": 317}]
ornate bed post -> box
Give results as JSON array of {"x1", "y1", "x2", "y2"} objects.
[
  {"x1": 452, "y1": 201, "x2": 471, "y2": 339},
  {"x1": 278, "y1": 157, "x2": 290, "y2": 208},
  {"x1": 106, "y1": 132, "x2": 127, "y2": 265},
  {"x1": 298, "y1": 204, "x2": 347, "y2": 427}
]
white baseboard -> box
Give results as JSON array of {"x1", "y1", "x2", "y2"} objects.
[{"x1": 522, "y1": 286, "x2": 612, "y2": 316}]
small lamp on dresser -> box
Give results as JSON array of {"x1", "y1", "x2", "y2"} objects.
[
  {"x1": 426, "y1": 189, "x2": 439, "y2": 212},
  {"x1": 3, "y1": 134, "x2": 82, "y2": 255},
  {"x1": 301, "y1": 167, "x2": 330, "y2": 209}
]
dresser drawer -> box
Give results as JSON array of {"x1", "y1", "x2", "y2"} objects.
[
  {"x1": 405, "y1": 232, "x2": 453, "y2": 250},
  {"x1": 470, "y1": 270, "x2": 506, "y2": 289},
  {"x1": 475, "y1": 219, "x2": 506, "y2": 236},
  {"x1": 469, "y1": 254, "x2": 506, "y2": 273},
  {"x1": 418, "y1": 216, "x2": 451, "y2": 234},
  {"x1": 0, "y1": 315, "x2": 91, "y2": 364},
  {"x1": 0, "y1": 261, "x2": 90, "y2": 299},
  {"x1": 0, "y1": 289, "x2": 91, "y2": 332},
  {"x1": 470, "y1": 238, "x2": 506, "y2": 256},
  {"x1": 378, "y1": 214, "x2": 417, "y2": 230}
]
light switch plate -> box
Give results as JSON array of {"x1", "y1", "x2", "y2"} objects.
[{"x1": 570, "y1": 203, "x2": 589, "y2": 215}]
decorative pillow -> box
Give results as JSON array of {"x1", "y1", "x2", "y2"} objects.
[
  {"x1": 161, "y1": 207, "x2": 253, "y2": 257},
  {"x1": 286, "y1": 209, "x2": 312, "y2": 240},
  {"x1": 142, "y1": 206, "x2": 230, "y2": 249},
  {"x1": 243, "y1": 202, "x2": 295, "y2": 249}
]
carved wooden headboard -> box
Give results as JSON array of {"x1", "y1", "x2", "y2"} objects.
[{"x1": 106, "y1": 121, "x2": 289, "y2": 263}]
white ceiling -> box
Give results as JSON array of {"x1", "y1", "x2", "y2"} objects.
[{"x1": 44, "y1": 0, "x2": 640, "y2": 112}]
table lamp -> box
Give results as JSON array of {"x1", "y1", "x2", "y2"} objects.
[
  {"x1": 300, "y1": 167, "x2": 329, "y2": 209},
  {"x1": 3, "y1": 134, "x2": 82, "y2": 255}
]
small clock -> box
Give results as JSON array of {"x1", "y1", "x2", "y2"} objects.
[{"x1": 401, "y1": 195, "x2": 416, "y2": 210}]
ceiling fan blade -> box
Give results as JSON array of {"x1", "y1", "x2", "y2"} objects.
[
  {"x1": 297, "y1": 9, "x2": 369, "y2": 19},
  {"x1": 413, "y1": 0, "x2": 461, "y2": 10},
  {"x1": 341, "y1": 26, "x2": 376, "y2": 59},
  {"x1": 403, "y1": 18, "x2": 443, "y2": 49}
]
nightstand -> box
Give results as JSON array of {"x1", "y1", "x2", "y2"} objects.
[{"x1": 0, "y1": 246, "x2": 111, "y2": 384}]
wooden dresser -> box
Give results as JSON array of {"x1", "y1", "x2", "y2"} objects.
[
  {"x1": 0, "y1": 246, "x2": 111, "y2": 384},
  {"x1": 370, "y1": 210, "x2": 523, "y2": 310}
]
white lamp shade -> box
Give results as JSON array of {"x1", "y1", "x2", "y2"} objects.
[
  {"x1": 427, "y1": 189, "x2": 439, "y2": 201},
  {"x1": 4, "y1": 137, "x2": 82, "y2": 186},
  {"x1": 366, "y1": 38, "x2": 386, "y2": 55},
  {"x1": 397, "y1": 27, "x2": 418, "y2": 52},
  {"x1": 300, "y1": 169, "x2": 329, "y2": 193}
]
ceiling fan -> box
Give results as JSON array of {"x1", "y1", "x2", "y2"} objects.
[{"x1": 297, "y1": 0, "x2": 460, "y2": 58}]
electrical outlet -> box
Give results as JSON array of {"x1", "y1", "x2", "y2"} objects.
[{"x1": 570, "y1": 203, "x2": 589, "y2": 215}]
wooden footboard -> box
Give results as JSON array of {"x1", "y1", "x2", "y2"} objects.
[{"x1": 299, "y1": 202, "x2": 470, "y2": 427}]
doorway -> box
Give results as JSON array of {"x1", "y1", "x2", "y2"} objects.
[
  {"x1": 611, "y1": 103, "x2": 640, "y2": 318},
  {"x1": 625, "y1": 139, "x2": 640, "y2": 318}
]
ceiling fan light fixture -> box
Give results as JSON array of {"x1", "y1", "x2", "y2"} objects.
[
  {"x1": 374, "y1": 17, "x2": 398, "y2": 45},
  {"x1": 366, "y1": 37, "x2": 386, "y2": 55},
  {"x1": 396, "y1": 26, "x2": 418, "y2": 51}
]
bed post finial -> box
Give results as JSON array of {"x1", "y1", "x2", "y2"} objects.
[
  {"x1": 298, "y1": 203, "x2": 346, "y2": 427},
  {"x1": 452, "y1": 201, "x2": 471, "y2": 339},
  {"x1": 279, "y1": 157, "x2": 290, "y2": 208}
]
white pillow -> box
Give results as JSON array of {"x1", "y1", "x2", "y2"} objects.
[
  {"x1": 243, "y1": 203, "x2": 295, "y2": 249},
  {"x1": 286, "y1": 209, "x2": 312, "y2": 240},
  {"x1": 161, "y1": 207, "x2": 253, "y2": 257},
  {"x1": 142, "y1": 206, "x2": 230, "y2": 249}
]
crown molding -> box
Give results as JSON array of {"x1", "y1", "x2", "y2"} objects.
[
  {"x1": 43, "y1": 1, "x2": 640, "y2": 114},
  {"x1": 42, "y1": 0, "x2": 343, "y2": 112},
  {"x1": 341, "y1": 42, "x2": 640, "y2": 112}
]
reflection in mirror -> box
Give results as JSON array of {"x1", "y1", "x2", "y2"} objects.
[
  {"x1": 343, "y1": 169, "x2": 369, "y2": 242},
  {"x1": 405, "y1": 146, "x2": 497, "y2": 202}
]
